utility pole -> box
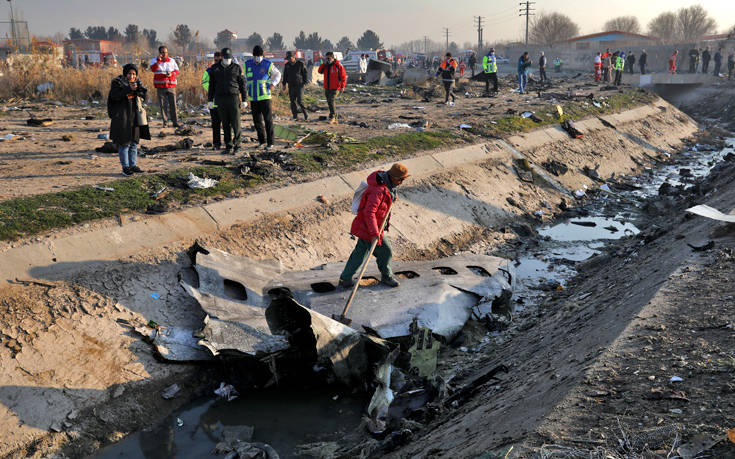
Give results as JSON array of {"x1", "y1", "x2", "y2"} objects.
[
  {"x1": 519, "y1": 1, "x2": 535, "y2": 46},
  {"x1": 443, "y1": 27, "x2": 450, "y2": 52},
  {"x1": 424, "y1": 36, "x2": 428, "y2": 54},
  {"x1": 7, "y1": 0, "x2": 17, "y2": 50},
  {"x1": 474, "y1": 16, "x2": 484, "y2": 51}
]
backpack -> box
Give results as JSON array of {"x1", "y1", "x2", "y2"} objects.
[{"x1": 351, "y1": 180, "x2": 368, "y2": 214}]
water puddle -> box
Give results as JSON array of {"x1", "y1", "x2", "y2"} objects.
[
  {"x1": 95, "y1": 388, "x2": 367, "y2": 459},
  {"x1": 627, "y1": 139, "x2": 734, "y2": 197},
  {"x1": 538, "y1": 217, "x2": 640, "y2": 241}
]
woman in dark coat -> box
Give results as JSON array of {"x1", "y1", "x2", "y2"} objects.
[{"x1": 108, "y1": 63, "x2": 150, "y2": 176}]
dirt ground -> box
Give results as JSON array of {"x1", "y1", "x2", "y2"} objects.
[
  {"x1": 387, "y1": 160, "x2": 735, "y2": 458},
  {"x1": 0, "y1": 71, "x2": 638, "y2": 201},
  {"x1": 0, "y1": 81, "x2": 732, "y2": 458}
]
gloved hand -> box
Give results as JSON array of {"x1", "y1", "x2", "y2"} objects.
[{"x1": 207, "y1": 101, "x2": 214, "y2": 109}]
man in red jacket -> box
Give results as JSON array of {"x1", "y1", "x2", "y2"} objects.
[
  {"x1": 317, "y1": 51, "x2": 346, "y2": 123},
  {"x1": 150, "y1": 45, "x2": 180, "y2": 127},
  {"x1": 339, "y1": 163, "x2": 410, "y2": 289}
]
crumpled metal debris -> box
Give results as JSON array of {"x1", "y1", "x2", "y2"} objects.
[{"x1": 214, "y1": 382, "x2": 239, "y2": 401}]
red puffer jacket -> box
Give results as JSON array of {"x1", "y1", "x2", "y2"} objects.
[
  {"x1": 317, "y1": 60, "x2": 347, "y2": 90},
  {"x1": 350, "y1": 171, "x2": 393, "y2": 244}
]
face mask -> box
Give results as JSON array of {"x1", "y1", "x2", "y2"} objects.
[
  {"x1": 254, "y1": 56, "x2": 263, "y2": 64},
  {"x1": 223, "y1": 58, "x2": 232, "y2": 66}
]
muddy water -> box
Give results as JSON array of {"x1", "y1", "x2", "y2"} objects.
[
  {"x1": 95, "y1": 388, "x2": 367, "y2": 458},
  {"x1": 97, "y1": 137, "x2": 733, "y2": 458}
]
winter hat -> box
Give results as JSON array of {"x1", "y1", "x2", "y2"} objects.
[
  {"x1": 388, "y1": 163, "x2": 410, "y2": 181},
  {"x1": 285, "y1": 51, "x2": 293, "y2": 59},
  {"x1": 253, "y1": 45, "x2": 264, "y2": 56},
  {"x1": 122, "y1": 63, "x2": 138, "y2": 76},
  {"x1": 221, "y1": 48, "x2": 233, "y2": 59}
]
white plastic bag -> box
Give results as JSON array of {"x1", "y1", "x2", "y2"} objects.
[{"x1": 351, "y1": 180, "x2": 368, "y2": 214}]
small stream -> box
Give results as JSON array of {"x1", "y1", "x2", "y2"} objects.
[
  {"x1": 95, "y1": 137, "x2": 733, "y2": 459},
  {"x1": 96, "y1": 388, "x2": 367, "y2": 458}
]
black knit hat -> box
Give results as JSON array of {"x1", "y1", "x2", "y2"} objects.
[
  {"x1": 253, "y1": 45, "x2": 264, "y2": 56},
  {"x1": 122, "y1": 63, "x2": 138, "y2": 76},
  {"x1": 221, "y1": 48, "x2": 233, "y2": 59}
]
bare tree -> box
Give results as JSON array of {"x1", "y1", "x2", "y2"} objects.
[
  {"x1": 529, "y1": 13, "x2": 580, "y2": 45},
  {"x1": 677, "y1": 5, "x2": 716, "y2": 41},
  {"x1": 604, "y1": 16, "x2": 641, "y2": 34},
  {"x1": 648, "y1": 12, "x2": 679, "y2": 43}
]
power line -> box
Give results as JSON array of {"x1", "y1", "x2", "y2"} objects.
[
  {"x1": 474, "y1": 16, "x2": 484, "y2": 52},
  {"x1": 519, "y1": 1, "x2": 536, "y2": 46}
]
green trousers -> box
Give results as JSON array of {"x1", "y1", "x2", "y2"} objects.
[{"x1": 340, "y1": 237, "x2": 393, "y2": 281}]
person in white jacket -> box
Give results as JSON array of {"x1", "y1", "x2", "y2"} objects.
[
  {"x1": 359, "y1": 54, "x2": 368, "y2": 82},
  {"x1": 149, "y1": 45, "x2": 180, "y2": 127}
]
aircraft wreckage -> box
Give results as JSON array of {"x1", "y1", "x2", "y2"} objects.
[{"x1": 136, "y1": 244, "x2": 513, "y2": 424}]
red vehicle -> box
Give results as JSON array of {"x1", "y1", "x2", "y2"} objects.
[
  {"x1": 265, "y1": 50, "x2": 305, "y2": 67},
  {"x1": 377, "y1": 49, "x2": 394, "y2": 62}
]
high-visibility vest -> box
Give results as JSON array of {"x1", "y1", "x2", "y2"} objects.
[
  {"x1": 245, "y1": 59, "x2": 274, "y2": 102},
  {"x1": 440, "y1": 58, "x2": 457, "y2": 70},
  {"x1": 615, "y1": 56, "x2": 625, "y2": 71},
  {"x1": 201, "y1": 67, "x2": 217, "y2": 108},
  {"x1": 482, "y1": 54, "x2": 497, "y2": 73}
]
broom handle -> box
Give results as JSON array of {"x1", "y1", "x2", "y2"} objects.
[{"x1": 340, "y1": 205, "x2": 392, "y2": 318}]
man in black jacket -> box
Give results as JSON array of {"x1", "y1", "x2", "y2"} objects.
[
  {"x1": 639, "y1": 50, "x2": 647, "y2": 75},
  {"x1": 702, "y1": 48, "x2": 711, "y2": 73},
  {"x1": 282, "y1": 51, "x2": 309, "y2": 121},
  {"x1": 435, "y1": 53, "x2": 457, "y2": 105},
  {"x1": 208, "y1": 48, "x2": 246, "y2": 154}
]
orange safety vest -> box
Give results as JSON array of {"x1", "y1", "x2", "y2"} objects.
[{"x1": 440, "y1": 58, "x2": 458, "y2": 70}]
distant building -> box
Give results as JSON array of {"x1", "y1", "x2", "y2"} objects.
[
  {"x1": 696, "y1": 33, "x2": 730, "y2": 45},
  {"x1": 63, "y1": 39, "x2": 122, "y2": 67},
  {"x1": 214, "y1": 29, "x2": 238, "y2": 50},
  {"x1": 567, "y1": 31, "x2": 659, "y2": 50}
]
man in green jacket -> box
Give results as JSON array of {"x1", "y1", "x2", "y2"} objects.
[
  {"x1": 201, "y1": 51, "x2": 222, "y2": 150},
  {"x1": 482, "y1": 48, "x2": 498, "y2": 95},
  {"x1": 614, "y1": 52, "x2": 625, "y2": 86}
]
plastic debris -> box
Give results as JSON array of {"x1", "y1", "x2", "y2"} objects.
[
  {"x1": 161, "y1": 383, "x2": 180, "y2": 400},
  {"x1": 214, "y1": 382, "x2": 239, "y2": 401},
  {"x1": 592, "y1": 101, "x2": 602, "y2": 108},
  {"x1": 600, "y1": 184, "x2": 612, "y2": 192},
  {"x1": 1, "y1": 134, "x2": 17, "y2": 141},
  {"x1": 669, "y1": 408, "x2": 683, "y2": 414},
  {"x1": 574, "y1": 189, "x2": 586, "y2": 198},
  {"x1": 97, "y1": 133, "x2": 109, "y2": 140},
  {"x1": 176, "y1": 417, "x2": 184, "y2": 427},
  {"x1": 150, "y1": 292, "x2": 161, "y2": 300},
  {"x1": 37, "y1": 82, "x2": 54, "y2": 93},
  {"x1": 187, "y1": 172, "x2": 218, "y2": 189},
  {"x1": 670, "y1": 375, "x2": 683, "y2": 382},
  {"x1": 94, "y1": 186, "x2": 115, "y2": 192},
  {"x1": 152, "y1": 186, "x2": 167, "y2": 199},
  {"x1": 521, "y1": 112, "x2": 533, "y2": 118},
  {"x1": 388, "y1": 123, "x2": 411, "y2": 130},
  {"x1": 459, "y1": 124, "x2": 472, "y2": 129}
]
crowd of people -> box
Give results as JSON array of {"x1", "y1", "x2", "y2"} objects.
[
  {"x1": 107, "y1": 42, "x2": 735, "y2": 175},
  {"x1": 107, "y1": 44, "x2": 346, "y2": 175}
]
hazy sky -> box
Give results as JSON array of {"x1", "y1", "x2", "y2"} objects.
[{"x1": 7, "y1": 0, "x2": 735, "y2": 47}]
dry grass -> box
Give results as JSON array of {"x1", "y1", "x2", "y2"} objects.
[{"x1": 0, "y1": 57, "x2": 208, "y2": 106}]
